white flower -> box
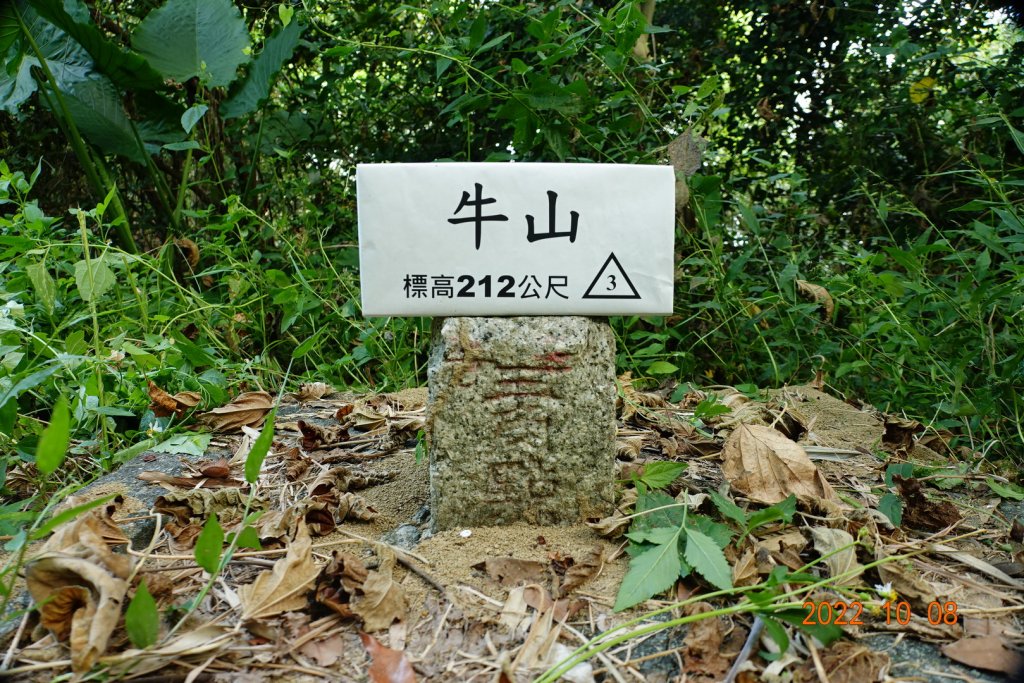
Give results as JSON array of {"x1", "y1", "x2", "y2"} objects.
[{"x1": 874, "y1": 582, "x2": 896, "y2": 600}]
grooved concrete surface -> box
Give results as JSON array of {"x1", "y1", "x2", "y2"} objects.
[{"x1": 427, "y1": 316, "x2": 617, "y2": 530}]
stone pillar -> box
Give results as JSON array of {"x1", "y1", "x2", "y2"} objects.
[{"x1": 427, "y1": 316, "x2": 617, "y2": 531}]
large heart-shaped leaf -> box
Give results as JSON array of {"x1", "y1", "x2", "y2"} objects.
[
  {"x1": 222, "y1": 19, "x2": 303, "y2": 119},
  {"x1": 0, "y1": 3, "x2": 91, "y2": 112},
  {"x1": 131, "y1": 0, "x2": 250, "y2": 88},
  {"x1": 62, "y1": 75, "x2": 146, "y2": 162},
  {"x1": 27, "y1": 0, "x2": 163, "y2": 90}
]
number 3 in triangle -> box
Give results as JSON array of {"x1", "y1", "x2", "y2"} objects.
[{"x1": 582, "y1": 252, "x2": 641, "y2": 300}]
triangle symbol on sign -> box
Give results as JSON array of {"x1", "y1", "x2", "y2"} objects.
[{"x1": 582, "y1": 252, "x2": 641, "y2": 300}]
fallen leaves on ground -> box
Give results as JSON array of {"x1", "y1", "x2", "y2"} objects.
[
  {"x1": 147, "y1": 380, "x2": 202, "y2": 418},
  {"x1": 197, "y1": 390, "x2": 273, "y2": 431},
  {"x1": 360, "y1": 632, "x2": 417, "y2": 683},
  {"x1": 721, "y1": 424, "x2": 837, "y2": 504},
  {"x1": 25, "y1": 498, "x2": 134, "y2": 672},
  {"x1": 239, "y1": 524, "x2": 320, "y2": 620}
]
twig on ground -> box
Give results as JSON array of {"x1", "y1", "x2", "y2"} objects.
[{"x1": 723, "y1": 615, "x2": 763, "y2": 683}]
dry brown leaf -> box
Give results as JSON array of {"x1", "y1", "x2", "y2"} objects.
[
  {"x1": 680, "y1": 602, "x2": 735, "y2": 683},
  {"x1": 174, "y1": 237, "x2": 200, "y2": 269},
  {"x1": 25, "y1": 502, "x2": 133, "y2": 673},
  {"x1": 875, "y1": 550, "x2": 939, "y2": 610},
  {"x1": 338, "y1": 492, "x2": 377, "y2": 522},
  {"x1": 315, "y1": 551, "x2": 370, "y2": 617},
  {"x1": 732, "y1": 549, "x2": 759, "y2": 586},
  {"x1": 941, "y1": 635, "x2": 1024, "y2": 674},
  {"x1": 197, "y1": 391, "x2": 273, "y2": 431},
  {"x1": 810, "y1": 527, "x2": 865, "y2": 586},
  {"x1": 895, "y1": 476, "x2": 961, "y2": 532},
  {"x1": 147, "y1": 380, "x2": 201, "y2": 418},
  {"x1": 239, "y1": 524, "x2": 320, "y2": 620},
  {"x1": 474, "y1": 557, "x2": 549, "y2": 587},
  {"x1": 106, "y1": 625, "x2": 235, "y2": 678},
  {"x1": 360, "y1": 632, "x2": 417, "y2": 683},
  {"x1": 560, "y1": 546, "x2": 607, "y2": 595},
  {"x1": 138, "y1": 470, "x2": 245, "y2": 489},
  {"x1": 352, "y1": 548, "x2": 407, "y2": 632},
  {"x1": 293, "y1": 382, "x2": 335, "y2": 402},
  {"x1": 796, "y1": 280, "x2": 835, "y2": 319},
  {"x1": 299, "y1": 634, "x2": 347, "y2": 667},
  {"x1": 257, "y1": 498, "x2": 336, "y2": 540},
  {"x1": 297, "y1": 419, "x2": 348, "y2": 450},
  {"x1": 721, "y1": 424, "x2": 837, "y2": 505}
]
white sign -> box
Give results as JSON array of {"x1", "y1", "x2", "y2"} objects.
[{"x1": 357, "y1": 163, "x2": 674, "y2": 316}]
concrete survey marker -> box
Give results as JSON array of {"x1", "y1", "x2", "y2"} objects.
[
  {"x1": 427, "y1": 316, "x2": 617, "y2": 530},
  {"x1": 356, "y1": 163, "x2": 674, "y2": 529},
  {"x1": 357, "y1": 163, "x2": 675, "y2": 316}
]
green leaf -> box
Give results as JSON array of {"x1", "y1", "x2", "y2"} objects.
[
  {"x1": 26, "y1": 0, "x2": 164, "y2": 90},
  {"x1": 180, "y1": 104, "x2": 208, "y2": 133},
  {"x1": 747, "y1": 495, "x2": 797, "y2": 531},
  {"x1": 884, "y1": 462, "x2": 915, "y2": 488},
  {"x1": 647, "y1": 360, "x2": 679, "y2": 375},
  {"x1": 760, "y1": 615, "x2": 790, "y2": 656},
  {"x1": 0, "y1": 363, "x2": 61, "y2": 412},
  {"x1": 31, "y1": 494, "x2": 116, "y2": 540},
  {"x1": 232, "y1": 525, "x2": 261, "y2": 550},
  {"x1": 278, "y1": 3, "x2": 294, "y2": 27},
  {"x1": 245, "y1": 409, "x2": 276, "y2": 483},
  {"x1": 163, "y1": 140, "x2": 202, "y2": 151},
  {"x1": 152, "y1": 433, "x2": 212, "y2": 456},
  {"x1": 222, "y1": 19, "x2": 302, "y2": 119},
  {"x1": 613, "y1": 537, "x2": 681, "y2": 611},
  {"x1": 878, "y1": 492, "x2": 903, "y2": 526},
  {"x1": 773, "y1": 608, "x2": 843, "y2": 646},
  {"x1": 74, "y1": 254, "x2": 116, "y2": 302},
  {"x1": 132, "y1": 0, "x2": 251, "y2": 88},
  {"x1": 25, "y1": 260, "x2": 55, "y2": 313},
  {"x1": 125, "y1": 580, "x2": 160, "y2": 648},
  {"x1": 683, "y1": 527, "x2": 733, "y2": 590},
  {"x1": 35, "y1": 397, "x2": 69, "y2": 475},
  {"x1": 986, "y1": 478, "x2": 1024, "y2": 500},
  {"x1": 194, "y1": 513, "x2": 224, "y2": 574},
  {"x1": 708, "y1": 490, "x2": 748, "y2": 528},
  {"x1": 637, "y1": 461, "x2": 687, "y2": 490},
  {"x1": 61, "y1": 75, "x2": 146, "y2": 162},
  {"x1": 0, "y1": 4, "x2": 92, "y2": 112}
]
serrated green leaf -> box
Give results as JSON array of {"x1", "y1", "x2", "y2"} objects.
[
  {"x1": 613, "y1": 537, "x2": 681, "y2": 611},
  {"x1": 125, "y1": 580, "x2": 159, "y2": 648},
  {"x1": 683, "y1": 527, "x2": 732, "y2": 590},
  {"x1": 625, "y1": 526, "x2": 680, "y2": 545},
  {"x1": 688, "y1": 514, "x2": 734, "y2": 549},
  {"x1": 638, "y1": 461, "x2": 687, "y2": 490},
  {"x1": 194, "y1": 513, "x2": 224, "y2": 574},
  {"x1": 709, "y1": 490, "x2": 748, "y2": 527},
  {"x1": 25, "y1": 260, "x2": 55, "y2": 313},
  {"x1": 222, "y1": 20, "x2": 302, "y2": 118},
  {"x1": 245, "y1": 409, "x2": 276, "y2": 483},
  {"x1": 74, "y1": 255, "x2": 116, "y2": 301},
  {"x1": 132, "y1": 0, "x2": 250, "y2": 87},
  {"x1": 35, "y1": 397, "x2": 69, "y2": 475}
]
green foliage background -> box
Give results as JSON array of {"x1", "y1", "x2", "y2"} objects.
[{"x1": 0, "y1": 0, "x2": 1022, "y2": 504}]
